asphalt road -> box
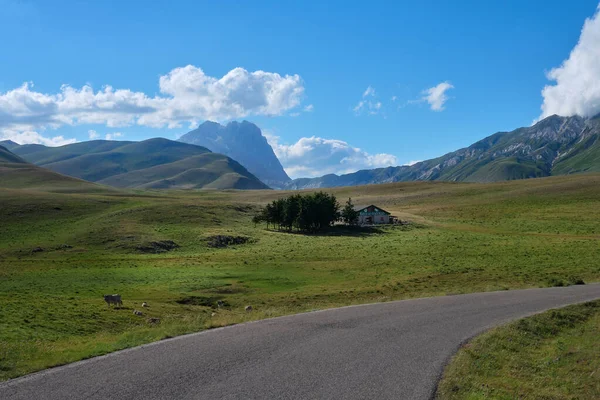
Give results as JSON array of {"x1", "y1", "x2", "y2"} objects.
[{"x1": 2, "y1": 285, "x2": 600, "y2": 400}]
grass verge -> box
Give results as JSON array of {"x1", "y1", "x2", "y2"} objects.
[{"x1": 437, "y1": 300, "x2": 600, "y2": 399}]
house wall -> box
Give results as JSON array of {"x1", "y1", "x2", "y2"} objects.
[{"x1": 358, "y1": 213, "x2": 389, "y2": 225}]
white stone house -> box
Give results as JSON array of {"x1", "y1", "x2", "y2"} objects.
[{"x1": 354, "y1": 205, "x2": 391, "y2": 225}]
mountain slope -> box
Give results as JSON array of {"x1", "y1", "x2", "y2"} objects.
[
  {"x1": 13, "y1": 140, "x2": 135, "y2": 166},
  {"x1": 99, "y1": 153, "x2": 269, "y2": 190},
  {"x1": 178, "y1": 120, "x2": 290, "y2": 188},
  {"x1": 9, "y1": 139, "x2": 269, "y2": 190},
  {"x1": 0, "y1": 145, "x2": 27, "y2": 164},
  {"x1": 0, "y1": 140, "x2": 20, "y2": 151},
  {"x1": 0, "y1": 145, "x2": 110, "y2": 193},
  {"x1": 286, "y1": 115, "x2": 600, "y2": 189}
]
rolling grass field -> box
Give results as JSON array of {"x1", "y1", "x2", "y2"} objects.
[
  {"x1": 437, "y1": 300, "x2": 600, "y2": 399},
  {"x1": 0, "y1": 173, "x2": 599, "y2": 380}
]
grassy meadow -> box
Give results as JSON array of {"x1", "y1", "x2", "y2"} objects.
[
  {"x1": 1, "y1": 173, "x2": 599, "y2": 380},
  {"x1": 437, "y1": 300, "x2": 600, "y2": 399}
]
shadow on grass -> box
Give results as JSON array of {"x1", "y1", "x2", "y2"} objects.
[{"x1": 265, "y1": 225, "x2": 387, "y2": 237}]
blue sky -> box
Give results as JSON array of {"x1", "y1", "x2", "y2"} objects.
[{"x1": 1, "y1": 0, "x2": 600, "y2": 178}]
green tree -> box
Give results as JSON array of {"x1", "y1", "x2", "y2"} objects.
[
  {"x1": 253, "y1": 192, "x2": 339, "y2": 233},
  {"x1": 283, "y1": 194, "x2": 301, "y2": 231},
  {"x1": 341, "y1": 197, "x2": 359, "y2": 225}
]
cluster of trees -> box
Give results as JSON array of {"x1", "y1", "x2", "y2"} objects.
[{"x1": 253, "y1": 192, "x2": 360, "y2": 233}]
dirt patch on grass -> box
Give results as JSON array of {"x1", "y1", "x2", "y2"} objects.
[
  {"x1": 175, "y1": 296, "x2": 229, "y2": 308},
  {"x1": 206, "y1": 235, "x2": 253, "y2": 248}
]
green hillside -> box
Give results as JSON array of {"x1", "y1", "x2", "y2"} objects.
[
  {"x1": 14, "y1": 140, "x2": 134, "y2": 166},
  {"x1": 460, "y1": 158, "x2": 548, "y2": 182},
  {"x1": 0, "y1": 146, "x2": 111, "y2": 193},
  {"x1": 100, "y1": 153, "x2": 269, "y2": 190},
  {"x1": 551, "y1": 133, "x2": 600, "y2": 175},
  {"x1": 0, "y1": 145, "x2": 27, "y2": 164},
  {"x1": 9, "y1": 138, "x2": 269, "y2": 190}
]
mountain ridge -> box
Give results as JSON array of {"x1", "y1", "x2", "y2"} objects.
[{"x1": 284, "y1": 114, "x2": 600, "y2": 189}]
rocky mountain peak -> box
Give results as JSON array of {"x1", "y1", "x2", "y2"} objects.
[{"x1": 178, "y1": 120, "x2": 290, "y2": 188}]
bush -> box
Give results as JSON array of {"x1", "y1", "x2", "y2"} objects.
[{"x1": 547, "y1": 278, "x2": 565, "y2": 287}]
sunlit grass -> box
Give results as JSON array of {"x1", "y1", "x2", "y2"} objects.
[
  {"x1": 437, "y1": 301, "x2": 600, "y2": 399},
  {"x1": 1, "y1": 173, "x2": 599, "y2": 380}
]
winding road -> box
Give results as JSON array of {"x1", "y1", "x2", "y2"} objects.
[{"x1": 2, "y1": 285, "x2": 600, "y2": 400}]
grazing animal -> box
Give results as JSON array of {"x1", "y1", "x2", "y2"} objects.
[
  {"x1": 245, "y1": 305, "x2": 253, "y2": 312},
  {"x1": 216, "y1": 300, "x2": 225, "y2": 308},
  {"x1": 104, "y1": 294, "x2": 122, "y2": 307},
  {"x1": 142, "y1": 302, "x2": 148, "y2": 307},
  {"x1": 133, "y1": 310, "x2": 143, "y2": 316}
]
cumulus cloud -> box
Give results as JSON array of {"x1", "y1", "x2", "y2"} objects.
[
  {"x1": 0, "y1": 128, "x2": 76, "y2": 146},
  {"x1": 353, "y1": 86, "x2": 382, "y2": 115},
  {"x1": 303, "y1": 104, "x2": 314, "y2": 112},
  {"x1": 422, "y1": 82, "x2": 454, "y2": 111},
  {"x1": 88, "y1": 130, "x2": 99, "y2": 139},
  {"x1": 540, "y1": 5, "x2": 600, "y2": 119},
  {"x1": 266, "y1": 134, "x2": 398, "y2": 178},
  {"x1": 0, "y1": 65, "x2": 305, "y2": 139}
]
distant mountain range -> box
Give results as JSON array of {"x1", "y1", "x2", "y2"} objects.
[
  {"x1": 1, "y1": 138, "x2": 269, "y2": 190},
  {"x1": 284, "y1": 115, "x2": 600, "y2": 189},
  {"x1": 178, "y1": 120, "x2": 290, "y2": 188},
  {"x1": 2, "y1": 114, "x2": 599, "y2": 192}
]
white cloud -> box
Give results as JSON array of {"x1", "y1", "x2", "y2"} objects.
[
  {"x1": 266, "y1": 134, "x2": 398, "y2": 178},
  {"x1": 303, "y1": 104, "x2": 314, "y2": 112},
  {"x1": 363, "y1": 86, "x2": 376, "y2": 97},
  {"x1": 391, "y1": 95, "x2": 397, "y2": 102},
  {"x1": 105, "y1": 132, "x2": 123, "y2": 140},
  {"x1": 404, "y1": 160, "x2": 422, "y2": 166},
  {"x1": 422, "y1": 82, "x2": 454, "y2": 111},
  {"x1": 353, "y1": 100, "x2": 366, "y2": 113},
  {"x1": 0, "y1": 65, "x2": 305, "y2": 138},
  {"x1": 353, "y1": 86, "x2": 383, "y2": 115},
  {"x1": 0, "y1": 129, "x2": 76, "y2": 146},
  {"x1": 540, "y1": 5, "x2": 600, "y2": 119},
  {"x1": 88, "y1": 129, "x2": 123, "y2": 141}
]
